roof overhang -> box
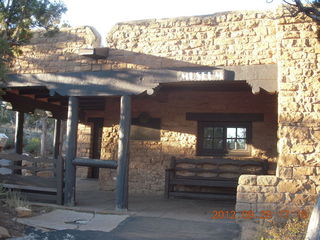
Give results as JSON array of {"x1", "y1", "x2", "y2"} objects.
[{"x1": 5, "y1": 64, "x2": 277, "y2": 97}]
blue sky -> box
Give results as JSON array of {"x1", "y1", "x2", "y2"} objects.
[{"x1": 61, "y1": 0, "x2": 282, "y2": 45}]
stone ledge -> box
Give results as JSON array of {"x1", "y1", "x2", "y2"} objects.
[
  {"x1": 238, "y1": 175, "x2": 257, "y2": 186},
  {"x1": 257, "y1": 175, "x2": 279, "y2": 186}
]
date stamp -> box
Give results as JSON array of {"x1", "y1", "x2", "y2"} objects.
[{"x1": 211, "y1": 209, "x2": 309, "y2": 220}]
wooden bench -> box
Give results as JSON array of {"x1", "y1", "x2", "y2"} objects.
[{"x1": 165, "y1": 157, "x2": 268, "y2": 200}]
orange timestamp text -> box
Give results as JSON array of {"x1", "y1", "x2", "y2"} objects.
[{"x1": 211, "y1": 209, "x2": 309, "y2": 220}]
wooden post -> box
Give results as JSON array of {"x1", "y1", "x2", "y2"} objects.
[
  {"x1": 14, "y1": 111, "x2": 24, "y2": 154},
  {"x1": 40, "y1": 116, "x2": 48, "y2": 157},
  {"x1": 116, "y1": 95, "x2": 131, "y2": 211},
  {"x1": 53, "y1": 119, "x2": 61, "y2": 159},
  {"x1": 64, "y1": 96, "x2": 79, "y2": 206},
  {"x1": 14, "y1": 111, "x2": 24, "y2": 174}
]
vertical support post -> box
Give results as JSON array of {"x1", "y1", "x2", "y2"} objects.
[
  {"x1": 40, "y1": 116, "x2": 48, "y2": 157},
  {"x1": 15, "y1": 111, "x2": 24, "y2": 154},
  {"x1": 53, "y1": 119, "x2": 62, "y2": 159},
  {"x1": 64, "y1": 96, "x2": 79, "y2": 206},
  {"x1": 14, "y1": 111, "x2": 24, "y2": 174},
  {"x1": 116, "y1": 95, "x2": 131, "y2": 211}
]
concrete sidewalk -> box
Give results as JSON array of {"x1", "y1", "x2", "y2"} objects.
[
  {"x1": 11, "y1": 178, "x2": 241, "y2": 239},
  {"x1": 14, "y1": 215, "x2": 240, "y2": 240},
  {"x1": 75, "y1": 178, "x2": 236, "y2": 223},
  {"x1": 16, "y1": 209, "x2": 129, "y2": 232}
]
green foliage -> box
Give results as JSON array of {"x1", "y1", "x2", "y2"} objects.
[
  {"x1": 24, "y1": 137, "x2": 40, "y2": 154},
  {"x1": 0, "y1": 184, "x2": 7, "y2": 199},
  {"x1": 259, "y1": 218, "x2": 309, "y2": 240},
  {"x1": 0, "y1": 0, "x2": 67, "y2": 82}
]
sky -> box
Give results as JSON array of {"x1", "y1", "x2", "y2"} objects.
[{"x1": 61, "y1": 0, "x2": 282, "y2": 46}]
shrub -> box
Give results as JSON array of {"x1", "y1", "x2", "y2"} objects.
[
  {"x1": 5, "y1": 190, "x2": 29, "y2": 209},
  {"x1": 24, "y1": 137, "x2": 41, "y2": 155},
  {"x1": 259, "y1": 217, "x2": 309, "y2": 240},
  {"x1": 0, "y1": 184, "x2": 7, "y2": 199}
]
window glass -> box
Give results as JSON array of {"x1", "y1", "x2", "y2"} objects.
[
  {"x1": 213, "y1": 139, "x2": 223, "y2": 150},
  {"x1": 237, "y1": 128, "x2": 246, "y2": 138},
  {"x1": 204, "y1": 127, "x2": 213, "y2": 138},
  {"x1": 203, "y1": 139, "x2": 213, "y2": 149},
  {"x1": 227, "y1": 128, "x2": 236, "y2": 138},
  {"x1": 198, "y1": 122, "x2": 250, "y2": 156},
  {"x1": 237, "y1": 139, "x2": 246, "y2": 150},
  {"x1": 214, "y1": 127, "x2": 223, "y2": 138},
  {"x1": 226, "y1": 139, "x2": 236, "y2": 150}
]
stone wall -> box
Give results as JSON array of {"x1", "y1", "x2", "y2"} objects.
[
  {"x1": 107, "y1": 11, "x2": 277, "y2": 67},
  {"x1": 6, "y1": 6, "x2": 320, "y2": 215},
  {"x1": 76, "y1": 123, "x2": 92, "y2": 178},
  {"x1": 9, "y1": 26, "x2": 143, "y2": 74},
  {"x1": 90, "y1": 90, "x2": 277, "y2": 194},
  {"x1": 235, "y1": 9, "x2": 320, "y2": 224}
]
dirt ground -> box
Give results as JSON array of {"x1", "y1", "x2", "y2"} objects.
[
  {"x1": 0, "y1": 200, "x2": 25, "y2": 238},
  {"x1": 0, "y1": 199, "x2": 53, "y2": 238}
]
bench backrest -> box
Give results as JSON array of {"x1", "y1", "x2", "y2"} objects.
[{"x1": 171, "y1": 157, "x2": 268, "y2": 181}]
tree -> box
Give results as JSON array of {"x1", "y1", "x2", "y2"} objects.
[
  {"x1": 0, "y1": 0, "x2": 67, "y2": 82},
  {"x1": 268, "y1": 0, "x2": 320, "y2": 23}
]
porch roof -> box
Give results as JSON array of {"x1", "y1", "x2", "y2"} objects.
[{"x1": 6, "y1": 64, "x2": 277, "y2": 97}]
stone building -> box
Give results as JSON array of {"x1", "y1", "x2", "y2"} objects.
[{"x1": 2, "y1": 6, "x2": 320, "y2": 215}]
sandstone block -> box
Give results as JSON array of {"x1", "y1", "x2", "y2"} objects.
[
  {"x1": 238, "y1": 175, "x2": 257, "y2": 186},
  {"x1": 291, "y1": 194, "x2": 317, "y2": 206},
  {"x1": 291, "y1": 145, "x2": 315, "y2": 154},
  {"x1": 278, "y1": 154, "x2": 301, "y2": 166},
  {"x1": 276, "y1": 167, "x2": 293, "y2": 178},
  {"x1": 15, "y1": 207, "x2": 32, "y2": 218},
  {"x1": 235, "y1": 202, "x2": 252, "y2": 212},
  {"x1": 277, "y1": 180, "x2": 316, "y2": 194},
  {"x1": 277, "y1": 180, "x2": 300, "y2": 193},
  {"x1": 260, "y1": 186, "x2": 277, "y2": 193},
  {"x1": 237, "y1": 193, "x2": 257, "y2": 203},
  {"x1": 0, "y1": 226, "x2": 10, "y2": 239},
  {"x1": 293, "y1": 167, "x2": 315, "y2": 176},
  {"x1": 257, "y1": 176, "x2": 279, "y2": 186},
  {"x1": 258, "y1": 192, "x2": 284, "y2": 203},
  {"x1": 256, "y1": 203, "x2": 278, "y2": 213},
  {"x1": 237, "y1": 185, "x2": 261, "y2": 193}
]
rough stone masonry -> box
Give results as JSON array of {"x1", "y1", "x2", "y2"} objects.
[{"x1": 8, "y1": 6, "x2": 320, "y2": 227}]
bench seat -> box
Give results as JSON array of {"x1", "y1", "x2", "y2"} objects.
[{"x1": 165, "y1": 157, "x2": 268, "y2": 200}]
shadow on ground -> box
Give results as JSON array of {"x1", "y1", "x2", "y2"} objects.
[{"x1": 11, "y1": 216, "x2": 240, "y2": 240}]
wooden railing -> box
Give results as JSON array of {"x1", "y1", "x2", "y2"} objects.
[{"x1": 0, "y1": 153, "x2": 64, "y2": 204}]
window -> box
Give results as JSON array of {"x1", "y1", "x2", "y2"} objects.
[{"x1": 197, "y1": 122, "x2": 251, "y2": 156}]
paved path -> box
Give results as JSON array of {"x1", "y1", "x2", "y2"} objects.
[{"x1": 12, "y1": 216, "x2": 240, "y2": 240}]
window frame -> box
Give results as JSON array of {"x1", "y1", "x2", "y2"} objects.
[{"x1": 197, "y1": 121, "x2": 252, "y2": 156}]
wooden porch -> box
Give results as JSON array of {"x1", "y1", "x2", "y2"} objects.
[{"x1": 0, "y1": 57, "x2": 278, "y2": 210}]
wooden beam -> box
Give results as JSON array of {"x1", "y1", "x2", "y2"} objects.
[
  {"x1": 2, "y1": 91, "x2": 67, "y2": 119},
  {"x1": 64, "y1": 96, "x2": 79, "y2": 206},
  {"x1": 116, "y1": 95, "x2": 131, "y2": 211},
  {"x1": 73, "y1": 158, "x2": 117, "y2": 169},
  {"x1": 186, "y1": 113, "x2": 264, "y2": 122}
]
